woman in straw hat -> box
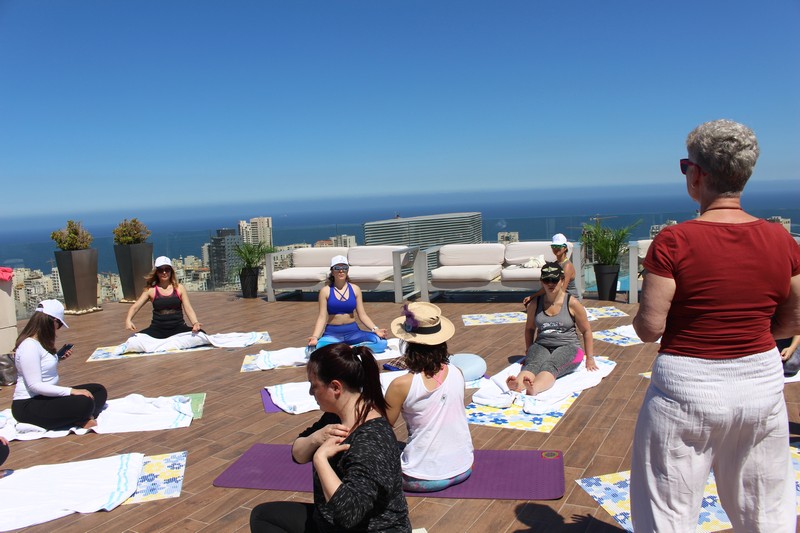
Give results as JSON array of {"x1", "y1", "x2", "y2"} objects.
[
  {"x1": 12, "y1": 300, "x2": 107, "y2": 430},
  {"x1": 508, "y1": 262, "x2": 597, "y2": 397},
  {"x1": 384, "y1": 302, "x2": 474, "y2": 492},
  {"x1": 307, "y1": 255, "x2": 387, "y2": 354}
]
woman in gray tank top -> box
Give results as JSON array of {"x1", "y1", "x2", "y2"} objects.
[{"x1": 508, "y1": 262, "x2": 597, "y2": 396}]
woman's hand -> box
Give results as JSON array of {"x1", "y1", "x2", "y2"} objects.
[
  {"x1": 192, "y1": 322, "x2": 202, "y2": 334},
  {"x1": 308, "y1": 336, "x2": 319, "y2": 347},
  {"x1": 781, "y1": 347, "x2": 794, "y2": 362},
  {"x1": 59, "y1": 347, "x2": 74, "y2": 360},
  {"x1": 585, "y1": 355, "x2": 599, "y2": 371},
  {"x1": 315, "y1": 423, "x2": 350, "y2": 446},
  {"x1": 125, "y1": 319, "x2": 136, "y2": 332},
  {"x1": 70, "y1": 388, "x2": 94, "y2": 399},
  {"x1": 315, "y1": 435, "x2": 350, "y2": 461},
  {"x1": 374, "y1": 328, "x2": 388, "y2": 339}
]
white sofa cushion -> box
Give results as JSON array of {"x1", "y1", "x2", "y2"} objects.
[
  {"x1": 348, "y1": 266, "x2": 395, "y2": 283},
  {"x1": 504, "y1": 241, "x2": 573, "y2": 266},
  {"x1": 292, "y1": 247, "x2": 349, "y2": 268},
  {"x1": 439, "y1": 243, "x2": 505, "y2": 266},
  {"x1": 501, "y1": 266, "x2": 543, "y2": 282},
  {"x1": 635, "y1": 239, "x2": 652, "y2": 259},
  {"x1": 431, "y1": 265, "x2": 502, "y2": 283},
  {"x1": 272, "y1": 267, "x2": 329, "y2": 283},
  {"x1": 347, "y1": 246, "x2": 406, "y2": 267}
]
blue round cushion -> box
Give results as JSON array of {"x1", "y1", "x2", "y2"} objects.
[{"x1": 450, "y1": 353, "x2": 487, "y2": 382}]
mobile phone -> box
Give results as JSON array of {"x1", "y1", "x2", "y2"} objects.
[{"x1": 56, "y1": 343, "x2": 74, "y2": 359}]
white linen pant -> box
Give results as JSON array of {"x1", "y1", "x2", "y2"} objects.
[{"x1": 630, "y1": 349, "x2": 795, "y2": 533}]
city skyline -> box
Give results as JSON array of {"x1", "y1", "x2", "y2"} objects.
[{"x1": 1, "y1": 1, "x2": 798, "y2": 222}]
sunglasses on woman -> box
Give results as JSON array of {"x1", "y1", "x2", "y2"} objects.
[
  {"x1": 332, "y1": 265, "x2": 349, "y2": 272},
  {"x1": 680, "y1": 158, "x2": 701, "y2": 175},
  {"x1": 157, "y1": 267, "x2": 172, "y2": 274}
]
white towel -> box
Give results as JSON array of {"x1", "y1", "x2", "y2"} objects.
[
  {"x1": 121, "y1": 331, "x2": 261, "y2": 354},
  {"x1": 252, "y1": 338, "x2": 403, "y2": 371},
  {"x1": 0, "y1": 453, "x2": 144, "y2": 531},
  {"x1": 265, "y1": 370, "x2": 409, "y2": 415},
  {"x1": 472, "y1": 357, "x2": 617, "y2": 413},
  {"x1": 0, "y1": 394, "x2": 194, "y2": 441}
]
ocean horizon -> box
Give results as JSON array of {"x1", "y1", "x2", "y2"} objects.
[{"x1": 2, "y1": 183, "x2": 798, "y2": 274}]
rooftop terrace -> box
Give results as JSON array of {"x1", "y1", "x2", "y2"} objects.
[{"x1": 2, "y1": 292, "x2": 798, "y2": 532}]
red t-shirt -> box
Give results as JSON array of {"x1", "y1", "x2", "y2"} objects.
[{"x1": 644, "y1": 219, "x2": 800, "y2": 359}]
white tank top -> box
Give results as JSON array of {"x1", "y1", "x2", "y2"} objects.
[{"x1": 401, "y1": 364, "x2": 474, "y2": 479}]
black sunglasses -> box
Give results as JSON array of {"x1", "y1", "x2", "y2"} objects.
[
  {"x1": 157, "y1": 267, "x2": 172, "y2": 274},
  {"x1": 541, "y1": 277, "x2": 560, "y2": 284},
  {"x1": 680, "y1": 158, "x2": 701, "y2": 175},
  {"x1": 332, "y1": 265, "x2": 349, "y2": 272}
]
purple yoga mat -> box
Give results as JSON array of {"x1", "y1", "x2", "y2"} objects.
[
  {"x1": 213, "y1": 443, "x2": 565, "y2": 500},
  {"x1": 261, "y1": 388, "x2": 282, "y2": 413}
]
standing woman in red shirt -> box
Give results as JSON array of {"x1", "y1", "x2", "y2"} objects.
[{"x1": 630, "y1": 120, "x2": 800, "y2": 532}]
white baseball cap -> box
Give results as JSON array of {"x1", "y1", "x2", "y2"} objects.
[
  {"x1": 330, "y1": 255, "x2": 349, "y2": 268},
  {"x1": 154, "y1": 256, "x2": 173, "y2": 268},
  {"x1": 36, "y1": 299, "x2": 69, "y2": 328},
  {"x1": 551, "y1": 233, "x2": 568, "y2": 246}
]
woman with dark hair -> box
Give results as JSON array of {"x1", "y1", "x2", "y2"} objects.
[
  {"x1": 307, "y1": 255, "x2": 387, "y2": 353},
  {"x1": 508, "y1": 262, "x2": 596, "y2": 397},
  {"x1": 12, "y1": 300, "x2": 107, "y2": 430},
  {"x1": 384, "y1": 302, "x2": 473, "y2": 492},
  {"x1": 125, "y1": 256, "x2": 203, "y2": 338},
  {"x1": 631, "y1": 119, "x2": 800, "y2": 531},
  {"x1": 250, "y1": 343, "x2": 410, "y2": 533}
]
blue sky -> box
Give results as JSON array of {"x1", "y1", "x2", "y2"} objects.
[{"x1": 1, "y1": 0, "x2": 798, "y2": 223}]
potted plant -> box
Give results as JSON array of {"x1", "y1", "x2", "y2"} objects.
[
  {"x1": 112, "y1": 218, "x2": 153, "y2": 302},
  {"x1": 51, "y1": 220, "x2": 98, "y2": 312},
  {"x1": 233, "y1": 242, "x2": 274, "y2": 298},
  {"x1": 580, "y1": 219, "x2": 640, "y2": 302}
]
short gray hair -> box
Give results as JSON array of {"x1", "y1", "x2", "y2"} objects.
[{"x1": 686, "y1": 119, "x2": 759, "y2": 197}]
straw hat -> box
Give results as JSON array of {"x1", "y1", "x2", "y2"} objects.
[{"x1": 390, "y1": 302, "x2": 454, "y2": 345}]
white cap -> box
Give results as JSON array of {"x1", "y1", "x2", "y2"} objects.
[
  {"x1": 36, "y1": 299, "x2": 69, "y2": 328},
  {"x1": 154, "y1": 256, "x2": 173, "y2": 268},
  {"x1": 330, "y1": 255, "x2": 349, "y2": 268},
  {"x1": 551, "y1": 233, "x2": 568, "y2": 246}
]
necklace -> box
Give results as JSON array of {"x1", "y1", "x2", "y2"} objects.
[{"x1": 702, "y1": 206, "x2": 743, "y2": 213}]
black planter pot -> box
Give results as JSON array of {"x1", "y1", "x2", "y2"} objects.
[
  {"x1": 114, "y1": 243, "x2": 154, "y2": 301},
  {"x1": 593, "y1": 263, "x2": 620, "y2": 302},
  {"x1": 239, "y1": 267, "x2": 260, "y2": 298},
  {"x1": 54, "y1": 249, "x2": 98, "y2": 311}
]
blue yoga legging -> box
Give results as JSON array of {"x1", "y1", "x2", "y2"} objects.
[
  {"x1": 316, "y1": 322, "x2": 387, "y2": 353},
  {"x1": 402, "y1": 468, "x2": 472, "y2": 493}
]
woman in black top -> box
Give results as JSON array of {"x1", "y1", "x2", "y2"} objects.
[
  {"x1": 250, "y1": 343, "x2": 410, "y2": 533},
  {"x1": 125, "y1": 256, "x2": 203, "y2": 338}
]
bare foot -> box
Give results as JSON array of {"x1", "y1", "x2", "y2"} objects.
[
  {"x1": 506, "y1": 375, "x2": 520, "y2": 392},
  {"x1": 82, "y1": 418, "x2": 98, "y2": 429},
  {"x1": 523, "y1": 375, "x2": 535, "y2": 396}
]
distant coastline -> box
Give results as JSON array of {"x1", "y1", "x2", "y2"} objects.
[{"x1": 2, "y1": 182, "x2": 797, "y2": 274}]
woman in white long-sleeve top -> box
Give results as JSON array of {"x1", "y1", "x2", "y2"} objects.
[{"x1": 12, "y1": 300, "x2": 107, "y2": 430}]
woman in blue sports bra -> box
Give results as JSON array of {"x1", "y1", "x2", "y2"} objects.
[{"x1": 307, "y1": 255, "x2": 388, "y2": 353}]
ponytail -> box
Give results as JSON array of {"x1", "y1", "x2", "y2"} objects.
[
  {"x1": 351, "y1": 345, "x2": 388, "y2": 426},
  {"x1": 308, "y1": 343, "x2": 388, "y2": 427}
]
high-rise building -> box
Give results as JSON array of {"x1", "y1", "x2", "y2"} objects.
[
  {"x1": 238, "y1": 217, "x2": 273, "y2": 247},
  {"x1": 208, "y1": 228, "x2": 240, "y2": 289},
  {"x1": 331, "y1": 234, "x2": 357, "y2": 247},
  {"x1": 766, "y1": 216, "x2": 792, "y2": 233},
  {"x1": 364, "y1": 212, "x2": 482, "y2": 247}
]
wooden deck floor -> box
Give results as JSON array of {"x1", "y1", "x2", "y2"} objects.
[{"x1": 2, "y1": 291, "x2": 798, "y2": 532}]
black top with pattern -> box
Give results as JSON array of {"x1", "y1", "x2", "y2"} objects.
[
  {"x1": 139, "y1": 286, "x2": 192, "y2": 339},
  {"x1": 299, "y1": 413, "x2": 410, "y2": 532}
]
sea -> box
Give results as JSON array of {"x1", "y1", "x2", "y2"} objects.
[{"x1": 1, "y1": 183, "x2": 798, "y2": 274}]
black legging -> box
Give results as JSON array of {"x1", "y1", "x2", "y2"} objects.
[
  {"x1": 250, "y1": 501, "x2": 318, "y2": 533},
  {"x1": 11, "y1": 383, "x2": 108, "y2": 430},
  {"x1": 0, "y1": 441, "x2": 8, "y2": 467}
]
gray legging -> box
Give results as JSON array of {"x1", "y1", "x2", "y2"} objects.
[{"x1": 522, "y1": 343, "x2": 583, "y2": 377}]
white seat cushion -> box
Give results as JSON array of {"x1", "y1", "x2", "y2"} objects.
[
  {"x1": 501, "y1": 266, "x2": 543, "y2": 281},
  {"x1": 347, "y1": 246, "x2": 405, "y2": 267},
  {"x1": 504, "y1": 241, "x2": 573, "y2": 266},
  {"x1": 292, "y1": 247, "x2": 349, "y2": 268},
  {"x1": 431, "y1": 265, "x2": 502, "y2": 283},
  {"x1": 272, "y1": 267, "x2": 329, "y2": 283},
  {"x1": 348, "y1": 266, "x2": 394, "y2": 283}
]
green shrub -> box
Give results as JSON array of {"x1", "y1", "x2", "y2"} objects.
[
  {"x1": 113, "y1": 218, "x2": 151, "y2": 245},
  {"x1": 51, "y1": 220, "x2": 93, "y2": 251},
  {"x1": 580, "y1": 219, "x2": 640, "y2": 265},
  {"x1": 234, "y1": 242, "x2": 275, "y2": 270}
]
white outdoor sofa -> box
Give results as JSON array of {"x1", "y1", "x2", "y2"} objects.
[
  {"x1": 418, "y1": 241, "x2": 582, "y2": 301},
  {"x1": 627, "y1": 239, "x2": 652, "y2": 304},
  {"x1": 265, "y1": 245, "x2": 420, "y2": 303}
]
